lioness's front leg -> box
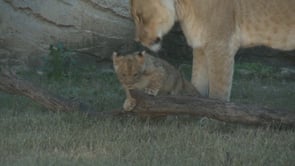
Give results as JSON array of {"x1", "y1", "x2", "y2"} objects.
[
  {"x1": 191, "y1": 48, "x2": 209, "y2": 97},
  {"x1": 191, "y1": 42, "x2": 238, "y2": 101},
  {"x1": 206, "y1": 43, "x2": 238, "y2": 101}
]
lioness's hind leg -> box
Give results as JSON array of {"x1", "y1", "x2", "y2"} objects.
[{"x1": 191, "y1": 48, "x2": 209, "y2": 97}]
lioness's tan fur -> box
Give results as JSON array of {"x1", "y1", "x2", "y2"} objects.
[
  {"x1": 113, "y1": 51, "x2": 199, "y2": 111},
  {"x1": 130, "y1": 0, "x2": 295, "y2": 101}
]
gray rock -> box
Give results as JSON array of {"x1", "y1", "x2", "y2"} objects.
[{"x1": 0, "y1": 0, "x2": 134, "y2": 68}]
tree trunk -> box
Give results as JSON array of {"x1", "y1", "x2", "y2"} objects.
[
  {"x1": 0, "y1": 68, "x2": 294, "y2": 127},
  {"x1": 0, "y1": 68, "x2": 92, "y2": 113},
  {"x1": 129, "y1": 90, "x2": 295, "y2": 127}
]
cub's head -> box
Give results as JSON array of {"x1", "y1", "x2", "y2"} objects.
[
  {"x1": 130, "y1": 0, "x2": 176, "y2": 52},
  {"x1": 113, "y1": 51, "x2": 147, "y2": 89}
]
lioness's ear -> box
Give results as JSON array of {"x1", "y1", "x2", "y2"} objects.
[{"x1": 130, "y1": 0, "x2": 134, "y2": 16}]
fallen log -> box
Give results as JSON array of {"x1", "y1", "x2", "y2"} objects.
[
  {"x1": 129, "y1": 90, "x2": 295, "y2": 127},
  {"x1": 0, "y1": 68, "x2": 126, "y2": 117},
  {"x1": 0, "y1": 68, "x2": 93, "y2": 114},
  {"x1": 0, "y1": 68, "x2": 294, "y2": 127}
]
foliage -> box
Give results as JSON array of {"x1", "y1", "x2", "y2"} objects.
[
  {"x1": 43, "y1": 43, "x2": 76, "y2": 80},
  {"x1": 235, "y1": 63, "x2": 279, "y2": 79}
]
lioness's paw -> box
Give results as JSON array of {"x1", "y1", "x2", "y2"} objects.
[
  {"x1": 144, "y1": 88, "x2": 159, "y2": 96},
  {"x1": 123, "y1": 98, "x2": 136, "y2": 111}
]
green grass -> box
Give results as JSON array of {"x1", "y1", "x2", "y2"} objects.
[
  {"x1": 232, "y1": 63, "x2": 295, "y2": 109},
  {"x1": 0, "y1": 62, "x2": 294, "y2": 166}
]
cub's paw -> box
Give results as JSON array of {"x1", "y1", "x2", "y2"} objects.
[
  {"x1": 123, "y1": 98, "x2": 136, "y2": 111},
  {"x1": 144, "y1": 88, "x2": 159, "y2": 96}
]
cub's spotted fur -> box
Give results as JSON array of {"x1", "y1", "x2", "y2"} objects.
[{"x1": 113, "y1": 51, "x2": 199, "y2": 111}]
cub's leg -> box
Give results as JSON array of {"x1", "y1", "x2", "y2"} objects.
[
  {"x1": 144, "y1": 70, "x2": 164, "y2": 96},
  {"x1": 123, "y1": 88, "x2": 136, "y2": 111},
  {"x1": 191, "y1": 48, "x2": 209, "y2": 97}
]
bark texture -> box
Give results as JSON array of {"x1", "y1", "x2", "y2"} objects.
[
  {"x1": 129, "y1": 90, "x2": 295, "y2": 127},
  {"x1": 1, "y1": 68, "x2": 294, "y2": 127}
]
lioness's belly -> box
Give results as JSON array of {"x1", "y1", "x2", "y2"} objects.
[{"x1": 238, "y1": 0, "x2": 295, "y2": 50}]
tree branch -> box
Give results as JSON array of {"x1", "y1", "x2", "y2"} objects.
[
  {"x1": 129, "y1": 90, "x2": 295, "y2": 127},
  {"x1": 0, "y1": 68, "x2": 93, "y2": 114},
  {"x1": 0, "y1": 67, "x2": 294, "y2": 127}
]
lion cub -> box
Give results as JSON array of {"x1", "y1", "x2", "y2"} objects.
[{"x1": 113, "y1": 51, "x2": 199, "y2": 111}]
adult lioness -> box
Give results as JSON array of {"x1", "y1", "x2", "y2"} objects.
[{"x1": 130, "y1": 0, "x2": 295, "y2": 101}]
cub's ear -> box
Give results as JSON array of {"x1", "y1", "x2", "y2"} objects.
[
  {"x1": 112, "y1": 52, "x2": 119, "y2": 60},
  {"x1": 112, "y1": 52, "x2": 121, "y2": 64},
  {"x1": 138, "y1": 51, "x2": 146, "y2": 57},
  {"x1": 112, "y1": 52, "x2": 118, "y2": 58},
  {"x1": 136, "y1": 51, "x2": 146, "y2": 64}
]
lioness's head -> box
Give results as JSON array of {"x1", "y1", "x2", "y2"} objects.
[
  {"x1": 130, "y1": 0, "x2": 176, "y2": 52},
  {"x1": 112, "y1": 51, "x2": 146, "y2": 89}
]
